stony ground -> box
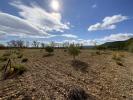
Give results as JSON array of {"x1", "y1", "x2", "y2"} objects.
[{"x1": 0, "y1": 49, "x2": 133, "y2": 100}]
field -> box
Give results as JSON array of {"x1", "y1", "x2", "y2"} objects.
[{"x1": 0, "y1": 49, "x2": 133, "y2": 100}]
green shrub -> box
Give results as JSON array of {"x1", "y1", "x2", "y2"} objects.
[
  {"x1": 68, "y1": 44, "x2": 80, "y2": 60},
  {"x1": 0, "y1": 56, "x2": 8, "y2": 62},
  {"x1": 45, "y1": 46, "x2": 54, "y2": 55},
  {"x1": 17, "y1": 54, "x2": 23, "y2": 58},
  {"x1": 21, "y1": 58, "x2": 28, "y2": 63},
  {"x1": 13, "y1": 65, "x2": 26, "y2": 75}
]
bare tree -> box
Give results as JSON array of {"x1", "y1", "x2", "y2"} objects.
[
  {"x1": 16, "y1": 40, "x2": 24, "y2": 48},
  {"x1": 41, "y1": 43, "x2": 45, "y2": 48},
  {"x1": 7, "y1": 40, "x2": 17, "y2": 47},
  {"x1": 7, "y1": 40, "x2": 24, "y2": 48},
  {"x1": 25, "y1": 41, "x2": 30, "y2": 48},
  {"x1": 50, "y1": 41, "x2": 55, "y2": 47},
  {"x1": 32, "y1": 41, "x2": 40, "y2": 48}
]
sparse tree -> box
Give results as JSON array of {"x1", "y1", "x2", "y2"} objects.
[
  {"x1": 16, "y1": 40, "x2": 24, "y2": 48},
  {"x1": 50, "y1": 41, "x2": 55, "y2": 47},
  {"x1": 7, "y1": 40, "x2": 17, "y2": 47},
  {"x1": 32, "y1": 41, "x2": 40, "y2": 48},
  {"x1": 41, "y1": 43, "x2": 45, "y2": 48},
  {"x1": 68, "y1": 44, "x2": 80, "y2": 60},
  {"x1": 0, "y1": 44, "x2": 5, "y2": 49},
  {"x1": 25, "y1": 41, "x2": 30, "y2": 48},
  {"x1": 7, "y1": 40, "x2": 24, "y2": 48}
]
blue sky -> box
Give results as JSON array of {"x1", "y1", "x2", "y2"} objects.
[{"x1": 0, "y1": 0, "x2": 133, "y2": 45}]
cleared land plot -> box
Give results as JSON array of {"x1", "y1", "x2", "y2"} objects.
[{"x1": 0, "y1": 49, "x2": 133, "y2": 100}]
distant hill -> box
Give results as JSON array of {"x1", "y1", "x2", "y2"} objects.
[{"x1": 100, "y1": 38, "x2": 133, "y2": 51}]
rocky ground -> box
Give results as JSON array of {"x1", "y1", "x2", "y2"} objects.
[{"x1": 0, "y1": 49, "x2": 133, "y2": 100}]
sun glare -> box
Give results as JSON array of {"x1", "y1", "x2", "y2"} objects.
[{"x1": 51, "y1": 0, "x2": 60, "y2": 11}]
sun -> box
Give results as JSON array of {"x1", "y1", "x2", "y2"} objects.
[{"x1": 51, "y1": 0, "x2": 60, "y2": 11}]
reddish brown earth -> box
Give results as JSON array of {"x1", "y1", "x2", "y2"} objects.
[{"x1": 0, "y1": 49, "x2": 133, "y2": 100}]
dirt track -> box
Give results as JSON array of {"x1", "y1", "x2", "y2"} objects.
[{"x1": 0, "y1": 49, "x2": 133, "y2": 100}]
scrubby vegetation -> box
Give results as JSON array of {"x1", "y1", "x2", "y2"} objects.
[
  {"x1": 0, "y1": 56, "x2": 8, "y2": 62},
  {"x1": 0, "y1": 39, "x2": 133, "y2": 99},
  {"x1": 112, "y1": 53, "x2": 122, "y2": 61},
  {"x1": 68, "y1": 44, "x2": 80, "y2": 60},
  {"x1": 112, "y1": 52, "x2": 125, "y2": 66},
  {"x1": 3, "y1": 64, "x2": 26, "y2": 79},
  {"x1": 21, "y1": 58, "x2": 28, "y2": 63},
  {"x1": 67, "y1": 87, "x2": 89, "y2": 100},
  {"x1": 45, "y1": 46, "x2": 54, "y2": 55},
  {"x1": 13, "y1": 64, "x2": 26, "y2": 75},
  {"x1": 17, "y1": 54, "x2": 23, "y2": 58}
]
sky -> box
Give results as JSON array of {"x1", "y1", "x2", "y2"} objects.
[{"x1": 0, "y1": 0, "x2": 133, "y2": 46}]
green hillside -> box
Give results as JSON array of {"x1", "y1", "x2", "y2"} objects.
[{"x1": 100, "y1": 38, "x2": 133, "y2": 52}]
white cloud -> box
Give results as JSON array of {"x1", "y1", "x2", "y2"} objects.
[
  {"x1": 64, "y1": 39, "x2": 96, "y2": 46},
  {"x1": 88, "y1": 14, "x2": 128, "y2": 31},
  {"x1": 0, "y1": 12, "x2": 48, "y2": 36},
  {"x1": 99, "y1": 33, "x2": 133, "y2": 42},
  {"x1": 10, "y1": 1, "x2": 69, "y2": 33},
  {"x1": 63, "y1": 33, "x2": 133, "y2": 46},
  {"x1": 0, "y1": 0, "x2": 70, "y2": 39},
  {"x1": 61, "y1": 34, "x2": 78, "y2": 38}
]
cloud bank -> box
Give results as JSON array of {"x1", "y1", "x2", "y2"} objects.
[
  {"x1": 0, "y1": 0, "x2": 70, "y2": 38},
  {"x1": 99, "y1": 33, "x2": 133, "y2": 42}
]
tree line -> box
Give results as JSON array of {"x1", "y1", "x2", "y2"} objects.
[{"x1": 0, "y1": 40, "x2": 83, "y2": 49}]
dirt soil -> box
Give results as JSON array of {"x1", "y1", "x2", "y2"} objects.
[{"x1": 0, "y1": 49, "x2": 133, "y2": 100}]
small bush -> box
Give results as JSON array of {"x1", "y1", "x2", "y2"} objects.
[
  {"x1": 13, "y1": 65, "x2": 26, "y2": 75},
  {"x1": 17, "y1": 54, "x2": 23, "y2": 58},
  {"x1": 64, "y1": 49, "x2": 67, "y2": 52},
  {"x1": 116, "y1": 61, "x2": 124, "y2": 66},
  {"x1": 67, "y1": 87, "x2": 89, "y2": 100},
  {"x1": 112, "y1": 53, "x2": 121, "y2": 61},
  {"x1": 68, "y1": 44, "x2": 80, "y2": 60},
  {"x1": 21, "y1": 58, "x2": 28, "y2": 63},
  {"x1": 45, "y1": 46, "x2": 54, "y2": 55},
  {"x1": 95, "y1": 51, "x2": 101, "y2": 55},
  {"x1": 3, "y1": 64, "x2": 26, "y2": 79},
  {"x1": 0, "y1": 56, "x2": 8, "y2": 62}
]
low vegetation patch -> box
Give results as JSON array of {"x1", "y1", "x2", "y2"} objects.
[
  {"x1": 21, "y1": 58, "x2": 28, "y2": 63},
  {"x1": 67, "y1": 87, "x2": 89, "y2": 100},
  {"x1": 13, "y1": 64, "x2": 26, "y2": 75},
  {"x1": 71, "y1": 60, "x2": 88, "y2": 72},
  {"x1": 0, "y1": 51, "x2": 11, "y2": 62},
  {"x1": 116, "y1": 61, "x2": 124, "y2": 66},
  {"x1": 112, "y1": 52, "x2": 125, "y2": 66},
  {"x1": 45, "y1": 46, "x2": 54, "y2": 55},
  {"x1": 0, "y1": 56, "x2": 8, "y2": 62},
  {"x1": 112, "y1": 53, "x2": 122, "y2": 61},
  {"x1": 3, "y1": 52, "x2": 11, "y2": 57},
  {"x1": 17, "y1": 54, "x2": 23, "y2": 58},
  {"x1": 95, "y1": 51, "x2": 101, "y2": 55},
  {"x1": 68, "y1": 44, "x2": 80, "y2": 61},
  {"x1": 0, "y1": 63, "x2": 5, "y2": 71},
  {"x1": 3, "y1": 64, "x2": 26, "y2": 79},
  {"x1": 64, "y1": 49, "x2": 67, "y2": 52}
]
